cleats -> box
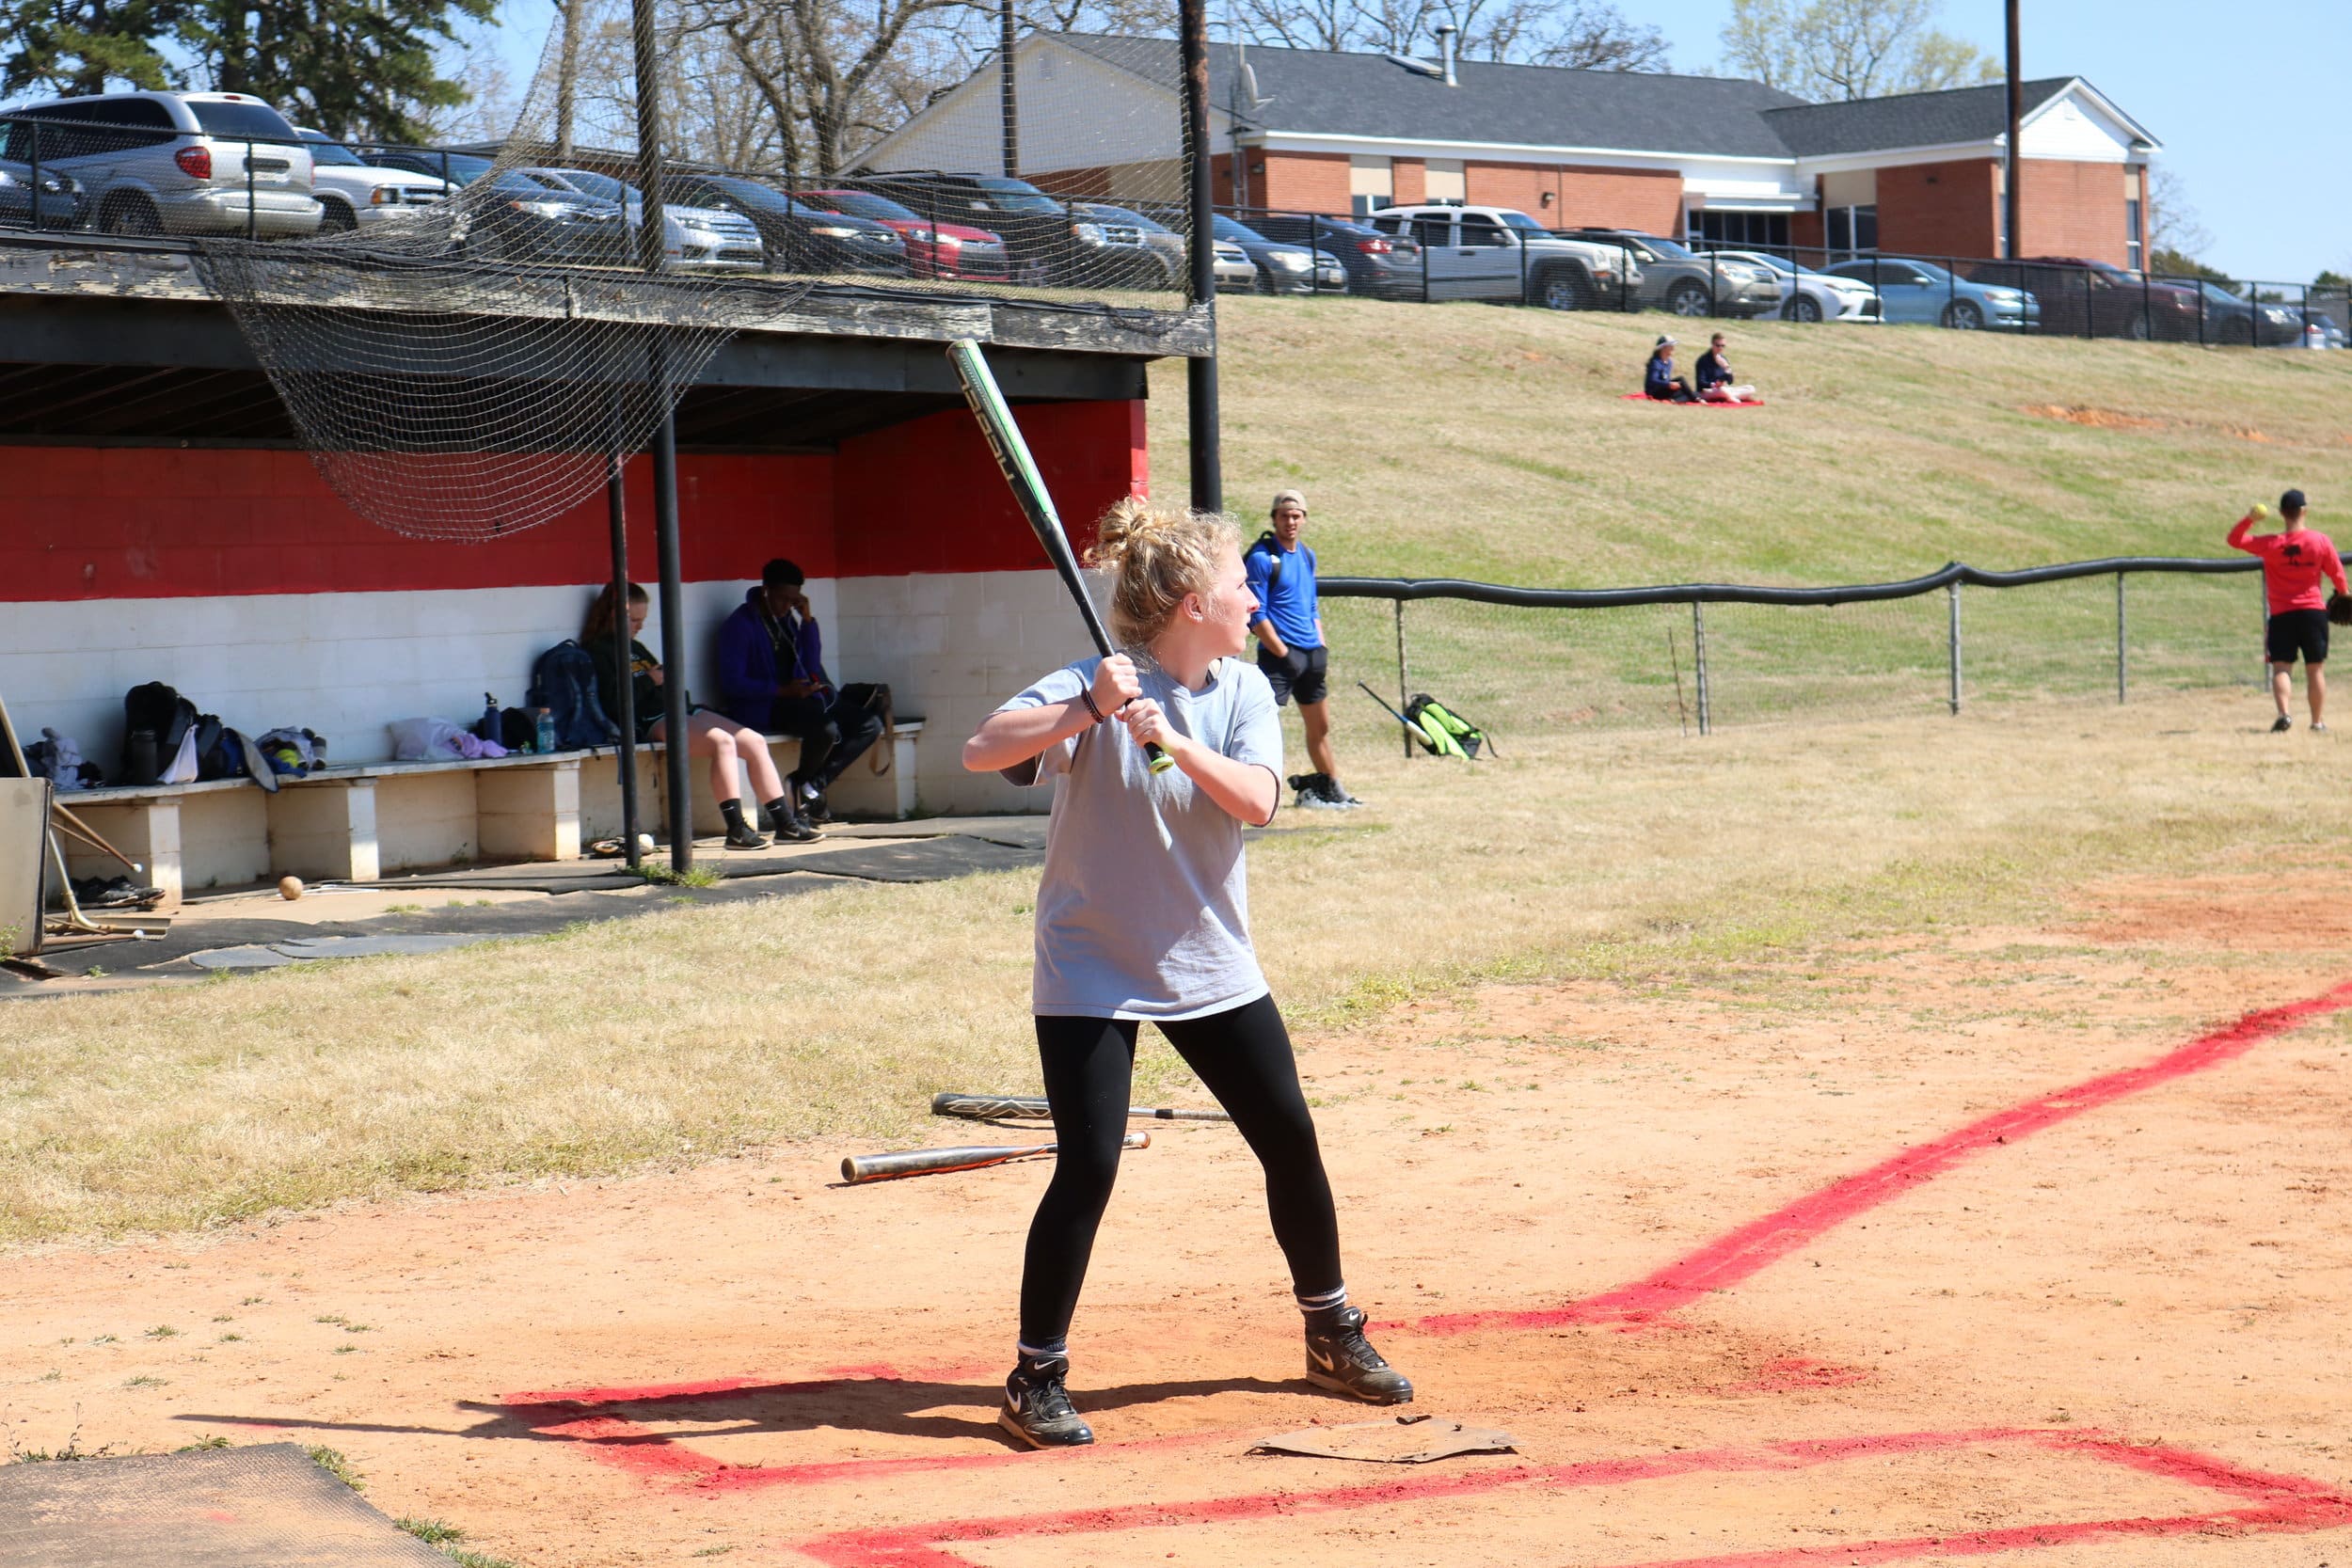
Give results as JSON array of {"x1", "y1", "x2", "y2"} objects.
[
  {"x1": 1303, "y1": 1307, "x2": 1413, "y2": 1404},
  {"x1": 999, "y1": 1356, "x2": 1094, "y2": 1449},
  {"x1": 2272, "y1": 715, "x2": 2296, "y2": 733}
]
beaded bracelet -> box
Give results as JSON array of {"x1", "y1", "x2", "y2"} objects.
[{"x1": 1078, "y1": 687, "x2": 1107, "y2": 723}]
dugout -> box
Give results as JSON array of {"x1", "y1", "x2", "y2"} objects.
[{"x1": 0, "y1": 231, "x2": 1210, "y2": 896}]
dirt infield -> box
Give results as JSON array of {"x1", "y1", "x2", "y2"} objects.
[{"x1": 6, "y1": 870, "x2": 2352, "y2": 1567}]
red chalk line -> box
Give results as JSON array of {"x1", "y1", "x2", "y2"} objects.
[{"x1": 1413, "y1": 979, "x2": 2352, "y2": 1335}]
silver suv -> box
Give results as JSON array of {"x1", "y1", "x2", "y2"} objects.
[{"x1": 3, "y1": 91, "x2": 319, "y2": 238}]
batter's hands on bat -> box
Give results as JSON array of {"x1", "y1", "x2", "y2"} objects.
[
  {"x1": 1119, "y1": 696, "x2": 1180, "y2": 756},
  {"x1": 1090, "y1": 654, "x2": 1142, "y2": 719}
]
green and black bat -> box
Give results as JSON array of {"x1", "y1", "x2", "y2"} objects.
[
  {"x1": 840, "y1": 1131, "x2": 1148, "y2": 1185},
  {"x1": 948, "y1": 338, "x2": 1173, "y2": 775},
  {"x1": 931, "y1": 1091, "x2": 1233, "y2": 1123}
]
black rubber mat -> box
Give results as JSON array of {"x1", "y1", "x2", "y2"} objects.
[{"x1": 0, "y1": 1443, "x2": 450, "y2": 1567}]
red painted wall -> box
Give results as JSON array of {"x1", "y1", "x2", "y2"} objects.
[{"x1": 0, "y1": 399, "x2": 1148, "y2": 603}]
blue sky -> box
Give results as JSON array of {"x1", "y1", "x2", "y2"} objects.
[
  {"x1": 473, "y1": 0, "x2": 2343, "y2": 283},
  {"x1": 1617, "y1": 0, "x2": 2345, "y2": 283}
]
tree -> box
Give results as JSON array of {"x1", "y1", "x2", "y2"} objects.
[
  {"x1": 2145, "y1": 162, "x2": 2212, "y2": 264},
  {"x1": 1720, "y1": 0, "x2": 1994, "y2": 101},
  {"x1": 1229, "y1": 0, "x2": 1666, "y2": 71},
  {"x1": 0, "y1": 0, "x2": 185, "y2": 98}
]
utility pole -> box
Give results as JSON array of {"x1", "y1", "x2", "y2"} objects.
[
  {"x1": 2003, "y1": 0, "x2": 2022, "y2": 261},
  {"x1": 1180, "y1": 0, "x2": 1221, "y2": 512},
  {"x1": 999, "y1": 0, "x2": 1019, "y2": 178}
]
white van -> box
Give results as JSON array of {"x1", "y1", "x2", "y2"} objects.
[{"x1": 4, "y1": 91, "x2": 319, "y2": 239}]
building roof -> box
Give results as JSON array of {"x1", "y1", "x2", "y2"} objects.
[
  {"x1": 1760, "y1": 77, "x2": 2071, "y2": 156},
  {"x1": 1050, "y1": 36, "x2": 2152, "y2": 164},
  {"x1": 1055, "y1": 33, "x2": 1810, "y2": 159}
]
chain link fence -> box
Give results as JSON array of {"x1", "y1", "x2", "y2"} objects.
[{"x1": 1315, "y1": 557, "x2": 2264, "y2": 755}]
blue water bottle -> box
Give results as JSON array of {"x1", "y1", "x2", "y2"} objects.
[{"x1": 534, "y1": 707, "x2": 557, "y2": 754}]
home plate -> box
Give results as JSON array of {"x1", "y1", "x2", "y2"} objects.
[
  {"x1": 0, "y1": 1443, "x2": 448, "y2": 1568},
  {"x1": 1248, "y1": 1415, "x2": 1518, "y2": 1464}
]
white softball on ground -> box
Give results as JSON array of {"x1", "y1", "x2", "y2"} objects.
[{"x1": 278, "y1": 876, "x2": 305, "y2": 901}]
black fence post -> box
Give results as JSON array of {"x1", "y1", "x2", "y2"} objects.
[
  {"x1": 2141, "y1": 266, "x2": 2151, "y2": 341},
  {"x1": 2082, "y1": 267, "x2": 2093, "y2": 341},
  {"x1": 1518, "y1": 225, "x2": 1527, "y2": 306},
  {"x1": 1708, "y1": 249, "x2": 1718, "y2": 318},
  {"x1": 2115, "y1": 572, "x2": 2128, "y2": 704},
  {"x1": 25, "y1": 119, "x2": 40, "y2": 232},
  {"x1": 1394, "y1": 600, "x2": 1413, "y2": 760},
  {"x1": 1421, "y1": 232, "x2": 1430, "y2": 303},
  {"x1": 1947, "y1": 582, "x2": 1963, "y2": 714},
  {"x1": 2197, "y1": 278, "x2": 2206, "y2": 346},
  {"x1": 1621, "y1": 241, "x2": 1632, "y2": 312},
  {"x1": 246, "y1": 137, "x2": 257, "y2": 240}
]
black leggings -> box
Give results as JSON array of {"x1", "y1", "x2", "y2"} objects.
[{"x1": 1020, "y1": 994, "x2": 1343, "y2": 1349}]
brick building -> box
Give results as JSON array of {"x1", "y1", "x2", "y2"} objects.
[{"x1": 859, "y1": 35, "x2": 2159, "y2": 269}]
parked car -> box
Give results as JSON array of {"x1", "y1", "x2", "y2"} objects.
[
  {"x1": 1825, "y1": 257, "x2": 2038, "y2": 329},
  {"x1": 1073, "y1": 201, "x2": 1185, "y2": 289},
  {"x1": 2000, "y1": 256, "x2": 2201, "y2": 341},
  {"x1": 1708, "y1": 248, "x2": 1879, "y2": 322},
  {"x1": 1213, "y1": 214, "x2": 1348, "y2": 293},
  {"x1": 1, "y1": 90, "x2": 318, "y2": 238},
  {"x1": 793, "y1": 186, "x2": 1007, "y2": 279},
  {"x1": 295, "y1": 130, "x2": 447, "y2": 232},
  {"x1": 842, "y1": 173, "x2": 1095, "y2": 285},
  {"x1": 1213, "y1": 237, "x2": 1257, "y2": 292},
  {"x1": 1568, "y1": 230, "x2": 1781, "y2": 318},
  {"x1": 514, "y1": 166, "x2": 765, "y2": 274},
  {"x1": 0, "y1": 157, "x2": 84, "y2": 230},
  {"x1": 2169, "y1": 279, "x2": 2306, "y2": 346},
  {"x1": 1368, "y1": 204, "x2": 1632, "y2": 308},
  {"x1": 361, "y1": 146, "x2": 495, "y2": 186},
  {"x1": 1250, "y1": 213, "x2": 1421, "y2": 298},
  {"x1": 452, "y1": 167, "x2": 629, "y2": 264},
  {"x1": 655, "y1": 172, "x2": 906, "y2": 277}
]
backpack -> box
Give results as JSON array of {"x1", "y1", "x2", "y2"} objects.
[
  {"x1": 1253, "y1": 531, "x2": 1285, "y2": 600},
  {"x1": 120, "y1": 681, "x2": 199, "y2": 785},
  {"x1": 1404, "y1": 693, "x2": 1493, "y2": 760},
  {"x1": 527, "y1": 641, "x2": 621, "y2": 752}
]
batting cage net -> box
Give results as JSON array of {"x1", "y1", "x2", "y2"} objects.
[
  {"x1": 0, "y1": 11, "x2": 1203, "y2": 540},
  {"x1": 1315, "y1": 557, "x2": 2265, "y2": 752}
]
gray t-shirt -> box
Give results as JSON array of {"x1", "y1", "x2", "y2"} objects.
[{"x1": 999, "y1": 655, "x2": 1283, "y2": 1021}]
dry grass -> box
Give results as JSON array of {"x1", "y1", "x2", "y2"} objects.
[
  {"x1": 1153, "y1": 297, "x2": 2352, "y2": 584},
  {"x1": 3, "y1": 687, "x2": 2343, "y2": 1243}
]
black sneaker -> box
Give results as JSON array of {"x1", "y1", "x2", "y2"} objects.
[
  {"x1": 766, "y1": 806, "x2": 819, "y2": 843},
  {"x1": 1303, "y1": 1307, "x2": 1413, "y2": 1404},
  {"x1": 724, "y1": 822, "x2": 771, "y2": 850},
  {"x1": 999, "y1": 1356, "x2": 1094, "y2": 1449},
  {"x1": 802, "y1": 793, "x2": 835, "y2": 825},
  {"x1": 2272, "y1": 715, "x2": 2296, "y2": 733}
]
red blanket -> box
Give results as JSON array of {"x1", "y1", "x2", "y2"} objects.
[{"x1": 1620, "y1": 392, "x2": 1767, "y2": 407}]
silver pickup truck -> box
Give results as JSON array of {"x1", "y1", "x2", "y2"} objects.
[{"x1": 1367, "y1": 204, "x2": 1638, "y2": 309}]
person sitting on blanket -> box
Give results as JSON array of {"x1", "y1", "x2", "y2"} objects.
[
  {"x1": 1695, "y1": 333, "x2": 1758, "y2": 404},
  {"x1": 1645, "y1": 336, "x2": 1698, "y2": 403}
]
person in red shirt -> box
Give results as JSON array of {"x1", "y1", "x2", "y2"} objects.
[{"x1": 2229, "y1": 488, "x2": 2347, "y2": 733}]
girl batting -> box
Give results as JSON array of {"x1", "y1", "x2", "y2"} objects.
[{"x1": 961, "y1": 497, "x2": 1412, "y2": 1449}]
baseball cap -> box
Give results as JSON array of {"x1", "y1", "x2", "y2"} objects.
[
  {"x1": 762, "y1": 558, "x2": 804, "y2": 587},
  {"x1": 1270, "y1": 488, "x2": 1307, "y2": 516},
  {"x1": 2280, "y1": 488, "x2": 2308, "y2": 515},
  {"x1": 1655, "y1": 334, "x2": 1677, "y2": 347}
]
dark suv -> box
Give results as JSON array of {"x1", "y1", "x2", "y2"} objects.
[
  {"x1": 2003, "y1": 256, "x2": 2201, "y2": 341},
  {"x1": 844, "y1": 172, "x2": 1132, "y2": 288}
]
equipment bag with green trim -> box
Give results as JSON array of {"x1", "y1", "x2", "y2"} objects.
[{"x1": 1403, "y1": 693, "x2": 1493, "y2": 759}]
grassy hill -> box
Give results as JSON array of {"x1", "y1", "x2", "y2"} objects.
[{"x1": 1147, "y1": 298, "x2": 2352, "y2": 586}]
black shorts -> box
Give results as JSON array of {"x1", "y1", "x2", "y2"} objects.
[
  {"x1": 2266, "y1": 609, "x2": 2329, "y2": 666},
  {"x1": 1259, "y1": 643, "x2": 1329, "y2": 706}
]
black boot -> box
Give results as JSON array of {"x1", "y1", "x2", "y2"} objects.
[
  {"x1": 1303, "y1": 1306, "x2": 1413, "y2": 1404},
  {"x1": 999, "y1": 1355, "x2": 1094, "y2": 1449}
]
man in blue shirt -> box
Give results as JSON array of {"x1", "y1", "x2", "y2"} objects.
[{"x1": 1246, "y1": 490, "x2": 1358, "y2": 807}]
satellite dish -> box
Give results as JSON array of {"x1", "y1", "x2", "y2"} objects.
[
  {"x1": 1239, "y1": 60, "x2": 1267, "y2": 110},
  {"x1": 1384, "y1": 54, "x2": 1446, "y2": 79}
]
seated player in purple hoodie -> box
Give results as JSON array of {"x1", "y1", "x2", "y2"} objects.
[{"x1": 715, "y1": 559, "x2": 884, "y2": 828}]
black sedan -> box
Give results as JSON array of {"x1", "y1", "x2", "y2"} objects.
[
  {"x1": 1248, "y1": 214, "x2": 1422, "y2": 297},
  {"x1": 657, "y1": 172, "x2": 908, "y2": 277},
  {"x1": 0, "y1": 157, "x2": 83, "y2": 230}
]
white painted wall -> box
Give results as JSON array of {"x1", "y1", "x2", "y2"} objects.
[
  {"x1": 857, "y1": 38, "x2": 1188, "y2": 176},
  {"x1": 2019, "y1": 94, "x2": 2135, "y2": 164},
  {"x1": 0, "y1": 578, "x2": 838, "y2": 773}
]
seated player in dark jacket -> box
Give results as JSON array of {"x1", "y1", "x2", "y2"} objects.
[
  {"x1": 713, "y1": 559, "x2": 882, "y2": 827},
  {"x1": 583, "y1": 581, "x2": 796, "y2": 848},
  {"x1": 1694, "y1": 332, "x2": 1758, "y2": 403},
  {"x1": 1645, "y1": 336, "x2": 1697, "y2": 402}
]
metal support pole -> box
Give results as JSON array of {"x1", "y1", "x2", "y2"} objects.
[
  {"x1": 628, "y1": 0, "x2": 670, "y2": 274},
  {"x1": 25, "y1": 119, "x2": 40, "y2": 231},
  {"x1": 652, "y1": 404, "x2": 691, "y2": 872},
  {"x1": 2003, "y1": 0, "x2": 2021, "y2": 262},
  {"x1": 998, "y1": 0, "x2": 1019, "y2": 179},
  {"x1": 606, "y1": 449, "x2": 642, "y2": 869},
  {"x1": 1395, "y1": 599, "x2": 1413, "y2": 759},
  {"x1": 1692, "y1": 601, "x2": 1711, "y2": 736},
  {"x1": 2115, "y1": 572, "x2": 2128, "y2": 704},
  {"x1": 246, "y1": 138, "x2": 257, "y2": 241},
  {"x1": 1947, "y1": 581, "x2": 1963, "y2": 715},
  {"x1": 1178, "y1": 0, "x2": 1221, "y2": 513}
]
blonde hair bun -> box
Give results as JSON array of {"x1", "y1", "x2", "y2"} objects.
[{"x1": 1086, "y1": 496, "x2": 1242, "y2": 647}]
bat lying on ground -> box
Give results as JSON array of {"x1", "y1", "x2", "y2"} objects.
[
  {"x1": 931, "y1": 1092, "x2": 1234, "y2": 1123},
  {"x1": 841, "y1": 1131, "x2": 1149, "y2": 1185},
  {"x1": 948, "y1": 338, "x2": 1173, "y2": 777}
]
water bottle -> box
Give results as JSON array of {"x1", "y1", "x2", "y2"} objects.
[{"x1": 533, "y1": 708, "x2": 558, "y2": 755}]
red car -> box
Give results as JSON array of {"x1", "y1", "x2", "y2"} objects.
[{"x1": 794, "y1": 188, "x2": 1010, "y2": 280}]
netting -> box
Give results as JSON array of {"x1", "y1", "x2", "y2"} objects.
[
  {"x1": 1320, "y1": 564, "x2": 2263, "y2": 753},
  {"x1": 27, "y1": 10, "x2": 1204, "y2": 539}
]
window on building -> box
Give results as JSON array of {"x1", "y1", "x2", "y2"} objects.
[
  {"x1": 1349, "y1": 155, "x2": 1393, "y2": 218},
  {"x1": 1825, "y1": 204, "x2": 1878, "y2": 258},
  {"x1": 1693, "y1": 211, "x2": 1790, "y2": 249},
  {"x1": 1424, "y1": 158, "x2": 1465, "y2": 204},
  {"x1": 2125, "y1": 198, "x2": 2144, "y2": 271}
]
